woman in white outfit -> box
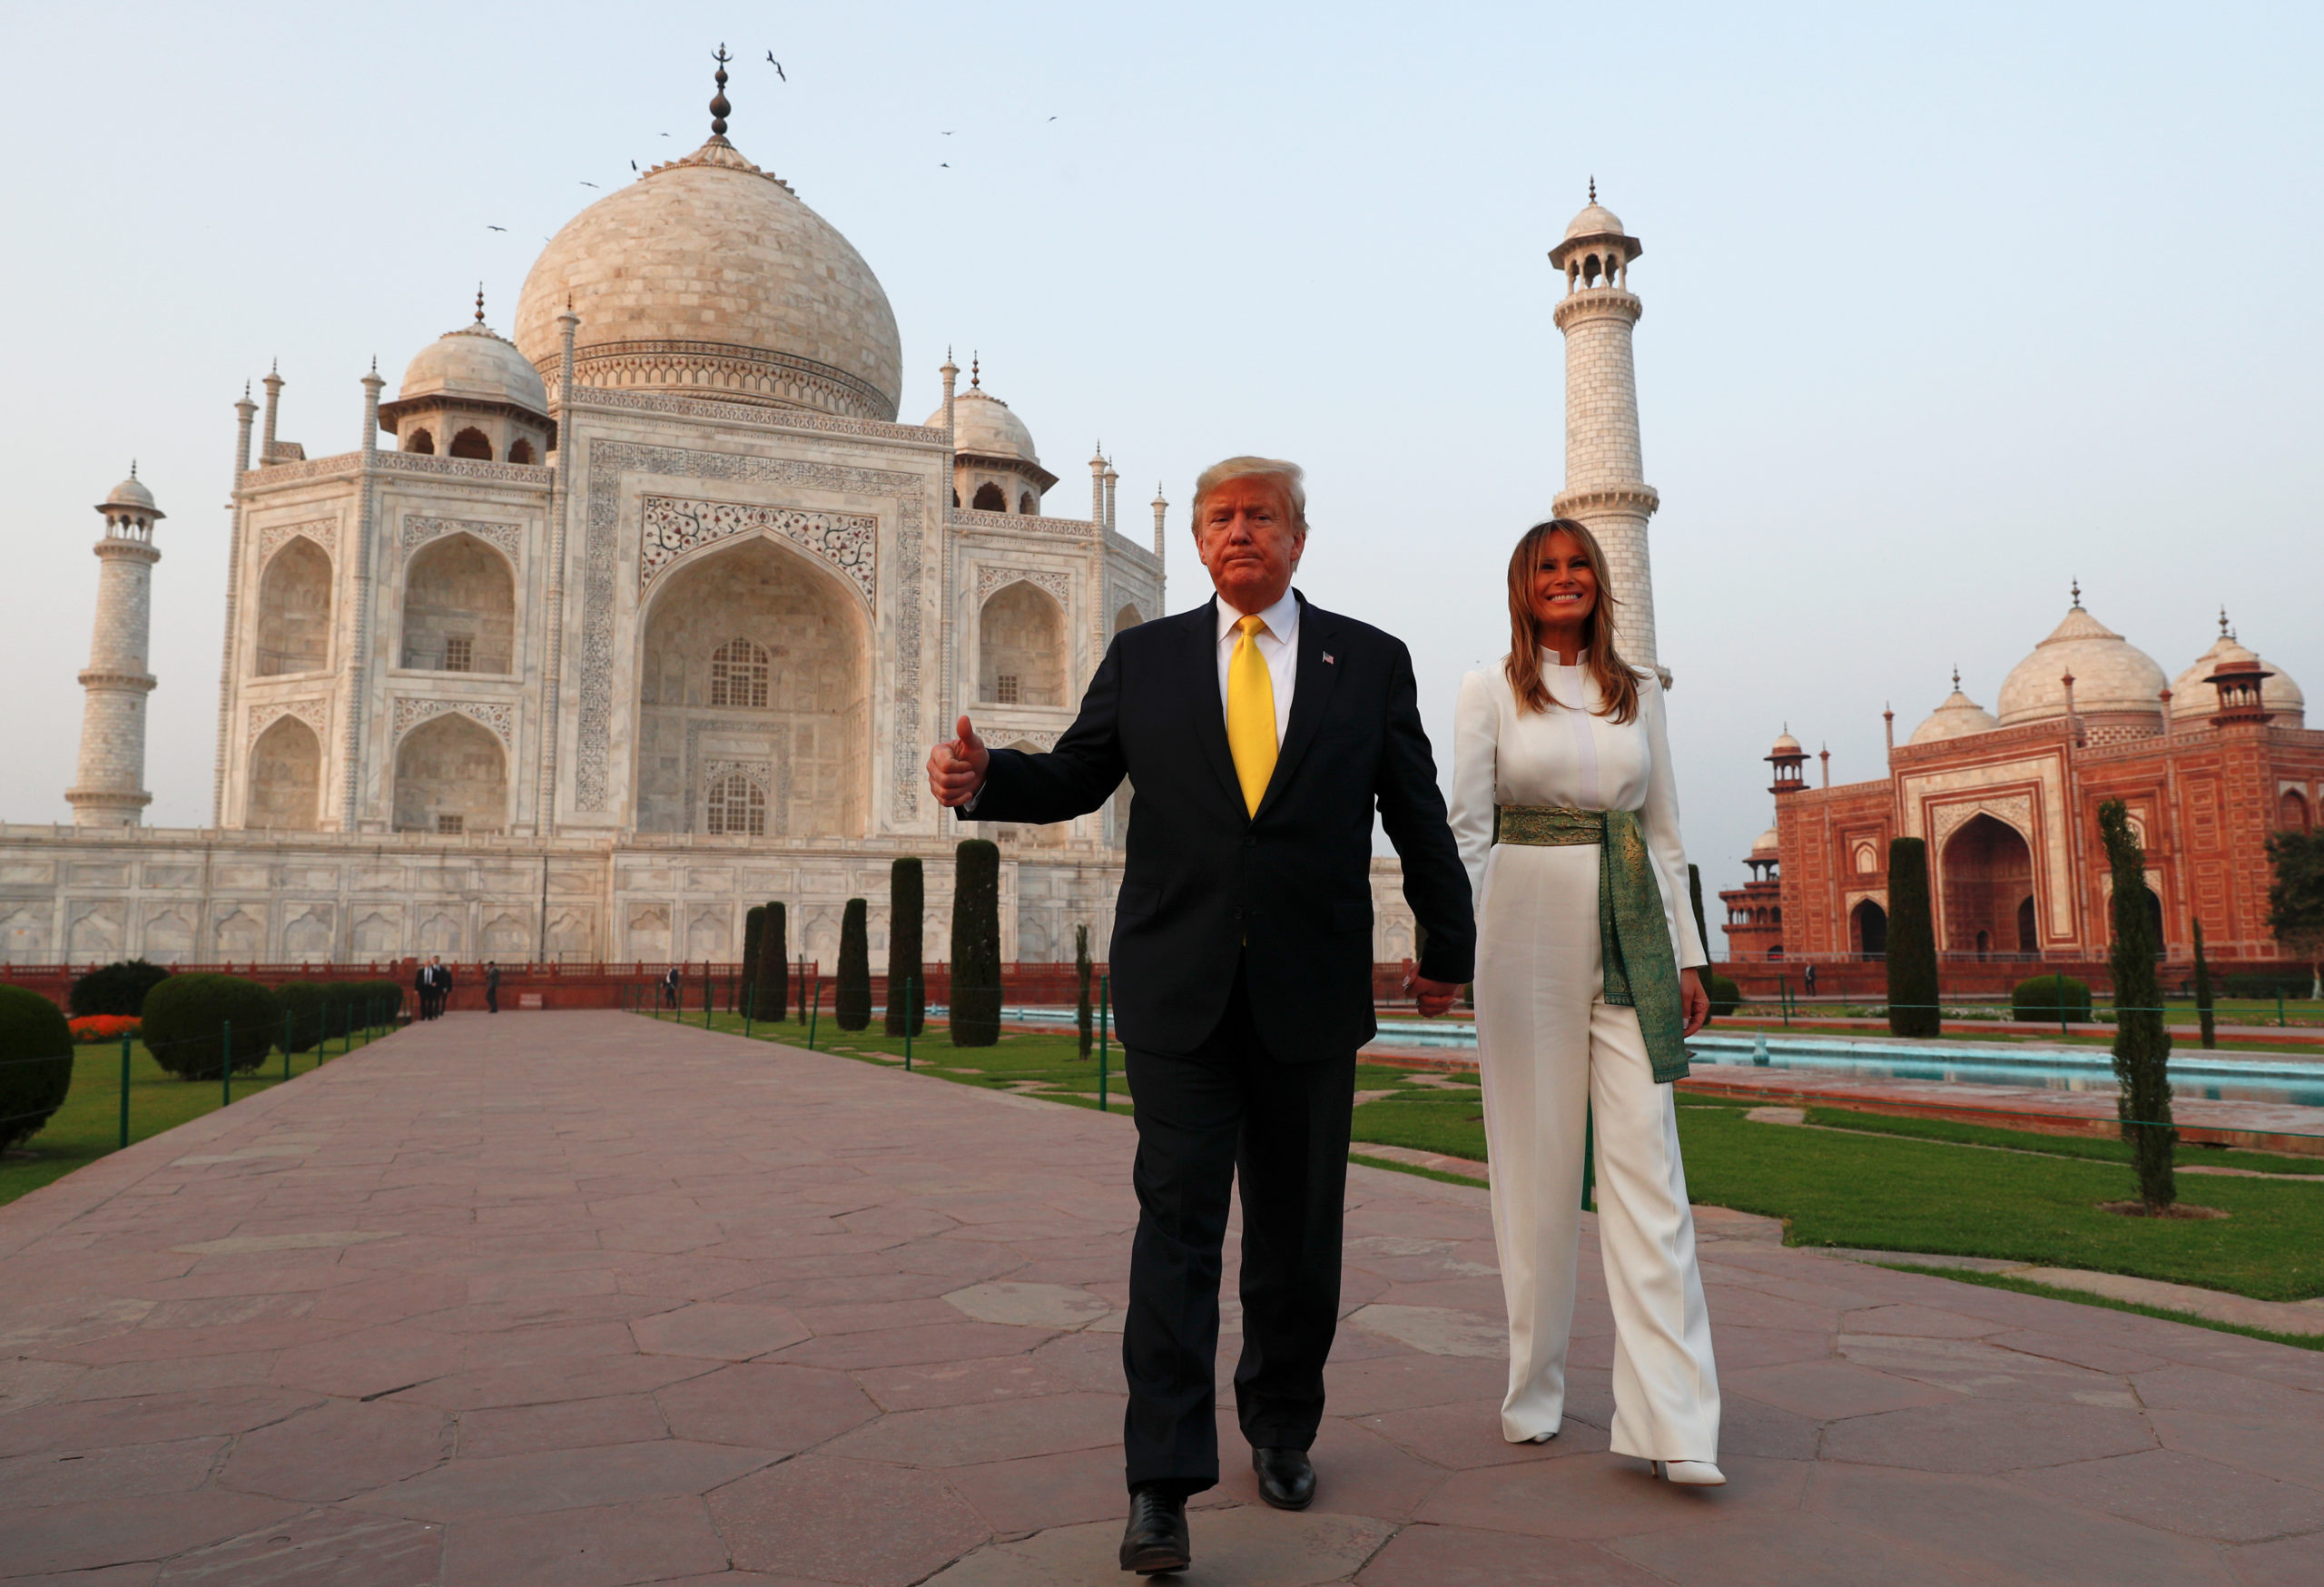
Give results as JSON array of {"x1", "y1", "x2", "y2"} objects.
[{"x1": 1448, "y1": 518, "x2": 1723, "y2": 1484}]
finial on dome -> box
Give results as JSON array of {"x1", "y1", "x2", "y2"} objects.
[
  {"x1": 130, "y1": 459, "x2": 138, "y2": 479},
  {"x1": 970, "y1": 353, "x2": 980, "y2": 389},
  {"x1": 1588, "y1": 175, "x2": 1596, "y2": 203},
  {"x1": 2219, "y1": 605, "x2": 2230, "y2": 636},
  {"x1": 1952, "y1": 665, "x2": 1960, "y2": 690},
  {"x1": 2070, "y1": 577, "x2": 2082, "y2": 607},
  {"x1": 710, "y1": 44, "x2": 732, "y2": 137},
  {"x1": 475, "y1": 283, "x2": 486, "y2": 324}
]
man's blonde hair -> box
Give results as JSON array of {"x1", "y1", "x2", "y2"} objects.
[{"x1": 1190, "y1": 456, "x2": 1306, "y2": 531}]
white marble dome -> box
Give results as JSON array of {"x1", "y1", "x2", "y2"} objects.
[
  {"x1": 1749, "y1": 826, "x2": 1780, "y2": 859},
  {"x1": 2170, "y1": 629, "x2": 2305, "y2": 725},
  {"x1": 1995, "y1": 599, "x2": 2168, "y2": 726},
  {"x1": 514, "y1": 135, "x2": 902, "y2": 421},
  {"x1": 1768, "y1": 730, "x2": 1802, "y2": 756},
  {"x1": 399, "y1": 321, "x2": 549, "y2": 415},
  {"x1": 101, "y1": 470, "x2": 158, "y2": 514},
  {"x1": 1909, "y1": 676, "x2": 2000, "y2": 744},
  {"x1": 928, "y1": 386, "x2": 1039, "y2": 465},
  {"x1": 1564, "y1": 201, "x2": 1626, "y2": 239}
]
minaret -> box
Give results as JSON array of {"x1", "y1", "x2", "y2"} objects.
[
  {"x1": 1103, "y1": 460, "x2": 1119, "y2": 536},
  {"x1": 67, "y1": 468, "x2": 164, "y2": 826},
  {"x1": 1549, "y1": 182, "x2": 1662, "y2": 671},
  {"x1": 1151, "y1": 483, "x2": 1167, "y2": 557}
]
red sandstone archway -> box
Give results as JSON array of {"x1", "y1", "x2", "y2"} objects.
[{"x1": 1941, "y1": 813, "x2": 2036, "y2": 956}]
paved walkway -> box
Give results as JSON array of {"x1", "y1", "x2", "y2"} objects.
[{"x1": 1, "y1": 1012, "x2": 2319, "y2": 1585}]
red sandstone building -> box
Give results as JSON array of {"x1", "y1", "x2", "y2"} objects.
[{"x1": 1720, "y1": 596, "x2": 2319, "y2": 977}]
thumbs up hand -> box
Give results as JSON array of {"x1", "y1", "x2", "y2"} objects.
[{"x1": 926, "y1": 715, "x2": 991, "y2": 808}]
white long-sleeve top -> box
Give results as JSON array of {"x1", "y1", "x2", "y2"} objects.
[{"x1": 1449, "y1": 657, "x2": 1709, "y2": 970}]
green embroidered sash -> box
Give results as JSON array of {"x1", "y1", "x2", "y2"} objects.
[{"x1": 1492, "y1": 804, "x2": 1690, "y2": 1082}]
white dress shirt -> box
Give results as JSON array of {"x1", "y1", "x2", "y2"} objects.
[{"x1": 1215, "y1": 589, "x2": 1299, "y2": 744}]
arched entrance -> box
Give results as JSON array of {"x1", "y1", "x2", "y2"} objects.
[
  {"x1": 980, "y1": 581, "x2": 1067, "y2": 706},
  {"x1": 402, "y1": 534, "x2": 515, "y2": 674},
  {"x1": 247, "y1": 715, "x2": 322, "y2": 830},
  {"x1": 255, "y1": 538, "x2": 332, "y2": 675},
  {"x1": 1851, "y1": 899, "x2": 1887, "y2": 956},
  {"x1": 393, "y1": 714, "x2": 508, "y2": 833},
  {"x1": 633, "y1": 537, "x2": 870, "y2": 837},
  {"x1": 1941, "y1": 813, "x2": 2035, "y2": 955}
]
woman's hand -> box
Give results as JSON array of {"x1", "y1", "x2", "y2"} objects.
[{"x1": 1680, "y1": 968, "x2": 1710, "y2": 1038}]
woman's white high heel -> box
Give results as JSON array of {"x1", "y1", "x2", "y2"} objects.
[{"x1": 1650, "y1": 1459, "x2": 1726, "y2": 1485}]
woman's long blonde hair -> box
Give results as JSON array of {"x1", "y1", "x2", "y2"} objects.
[{"x1": 1503, "y1": 518, "x2": 1642, "y2": 725}]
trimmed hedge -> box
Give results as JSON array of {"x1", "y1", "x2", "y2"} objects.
[
  {"x1": 2011, "y1": 974, "x2": 2093, "y2": 1024},
  {"x1": 743, "y1": 907, "x2": 766, "y2": 1019},
  {"x1": 835, "y1": 899, "x2": 872, "y2": 1031},
  {"x1": 141, "y1": 974, "x2": 280, "y2": 1079},
  {"x1": 1703, "y1": 971, "x2": 1742, "y2": 1022},
  {"x1": 950, "y1": 840, "x2": 1002, "y2": 1047},
  {"x1": 0, "y1": 984, "x2": 74, "y2": 1150},
  {"x1": 756, "y1": 902, "x2": 788, "y2": 1022},
  {"x1": 69, "y1": 959, "x2": 171, "y2": 1019},
  {"x1": 278, "y1": 981, "x2": 326, "y2": 1053},
  {"x1": 2223, "y1": 971, "x2": 2311, "y2": 1000},
  {"x1": 886, "y1": 859, "x2": 924, "y2": 1038},
  {"x1": 1886, "y1": 838, "x2": 1940, "y2": 1037}
]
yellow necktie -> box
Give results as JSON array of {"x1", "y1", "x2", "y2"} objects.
[{"x1": 1227, "y1": 614, "x2": 1278, "y2": 816}]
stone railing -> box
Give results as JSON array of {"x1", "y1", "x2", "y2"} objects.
[{"x1": 561, "y1": 384, "x2": 947, "y2": 447}]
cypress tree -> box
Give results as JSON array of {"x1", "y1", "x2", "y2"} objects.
[
  {"x1": 1886, "y1": 837, "x2": 1940, "y2": 1037},
  {"x1": 1076, "y1": 922, "x2": 1094, "y2": 1059},
  {"x1": 742, "y1": 907, "x2": 765, "y2": 1020},
  {"x1": 835, "y1": 899, "x2": 872, "y2": 1030},
  {"x1": 2102, "y1": 800, "x2": 2175, "y2": 1211},
  {"x1": 950, "y1": 839, "x2": 1002, "y2": 1047},
  {"x1": 2191, "y1": 917, "x2": 2216, "y2": 1050},
  {"x1": 756, "y1": 902, "x2": 788, "y2": 1022},
  {"x1": 887, "y1": 858, "x2": 925, "y2": 1037}
]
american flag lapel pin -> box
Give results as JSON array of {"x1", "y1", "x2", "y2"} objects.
[{"x1": 1321, "y1": 651, "x2": 1334, "y2": 665}]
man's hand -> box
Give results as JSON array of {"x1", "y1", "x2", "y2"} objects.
[
  {"x1": 1680, "y1": 968, "x2": 1710, "y2": 1038},
  {"x1": 1411, "y1": 975, "x2": 1462, "y2": 1019},
  {"x1": 926, "y1": 715, "x2": 990, "y2": 808}
]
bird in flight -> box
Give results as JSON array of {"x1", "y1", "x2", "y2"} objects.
[
  {"x1": 941, "y1": 130, "x2": 954, "y2": 135},
  {"x1": 487, "y1": 224, "x2": 507, "y2": 232},
  {"x1": 630, "y1": 160, "x2": 638, "y2": 171},
  {"x1": 766, "y1": 52, "x2": 785, "y2": 80},
  {"x1": 1048, "y1": 115, "x2": 1058, "y2": 122},
  {"x1": 940, "y1": 162, "x2": 950, "y2": 168},
  {"x1": 579, "y1": 180, "x2": 598, "y2": 188}
]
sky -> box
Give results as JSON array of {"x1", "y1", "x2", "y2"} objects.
[{"x1": 2, "y1": 1, "x2": 2318, "y2": 912}]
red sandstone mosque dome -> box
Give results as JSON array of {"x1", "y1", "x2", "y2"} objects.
[{"x1": 513, "y1": 102, "x2": 902, "y2": 422}]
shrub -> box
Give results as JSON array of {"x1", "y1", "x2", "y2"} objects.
[
  {"x1": 1703, "y1": 972, "x2": 1741, "y2": 1022},
  {"x1": 352, "y1": 978, "x2": 408, "y2": 1025},
  {"x1": 950, "y1": 839, "x2": 1002, "y2": 1047},
  {"x1": 2011, "y1": 974, "x2": 2093, "y2": 1024},
  {"x1": 835, "y1": 899, "x2": 872, "y2": 1031},
  {"x1": 1076, "y1": 923, "x2": 1094, "y2": 1058},
  {"x1": 69, "y1": 959, "x2": 171, "y2": 1019},
  {"x1": 886, "y1": 859, "x2": 924, "y2": 1037},
  {"x1": 2223, "y1": 971, "x2": 2311, "y2": 1000},
  {"x1": 756, "y1": 902, "x2": 788, "y2": 1022},
  {"x1": 1886, "y1": 838, "x2": 1940, "y2": 1037},
  {"x1": 2191, "y1": 918, "x2": 2216, "y2": 1050},
  {"x1": 0, "y1": 984, "x2": 74, "y2": 1151},
  {"x1": 276, "y1": 981, "x2": 325, "y2": 1054},
  {"x1": 742, "y1": 906, "x2": 765, "y2": 1019},
  {"x1": 140, "y1": 974, "x2": 279, "y2": 1079},
  {"x1": 2102, "y1": 799, "x2": 2175, "y2": 1211}
]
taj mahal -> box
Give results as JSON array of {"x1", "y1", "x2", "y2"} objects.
[{"x1": 0, "y1": 72, "x2": 1673, "y2": 972}]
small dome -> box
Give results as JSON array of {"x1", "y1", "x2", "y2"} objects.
[
  {"x1": 2170, "y1": 627, "x2": 2305, "y2": 725},
  {"x1": 398, "y1": 320, "x2": 549, "y2": 415},
  {"x1": 1995, "y1": 596, "x2": 2168, "y2": 726},
  {"x1": 1749, "y1": 827, "x2": 1780, "y2": 858},
  {"x1": 1564, "y1": 201, "x2": 1626, "y2": 240},
  {"x1": 928, "y1": 385, "x2": 1039, "y2": 466},
  {"x1": 1768, "y1": 730, "x2": 1802, "y2": 756},
  {"x1": 1909, "y1": 676, "x2": 2000, "y2": 744},
  {"x1": 101, "y1": 470, "x2": 158, "y2": 514}
]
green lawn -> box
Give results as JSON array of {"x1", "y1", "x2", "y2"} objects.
[
  {"x1": 0, "y1": 1037, "x2": 371, "y2": 1208},
  {"x1": 650, "y1": 1009, "x2": 2324, "y2": 1304}
]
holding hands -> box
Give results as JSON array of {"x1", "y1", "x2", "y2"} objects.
[{"x1": 926, "y1": 715, "x2": 990, "y2": 808}]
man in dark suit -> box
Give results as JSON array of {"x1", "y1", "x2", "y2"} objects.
[
  {"x1": 928, "y1": 457, "x2": 1473, "y2": 1574},
  {"x1": 413, "y1": 961, "x2": 433, "y2": 1020}
]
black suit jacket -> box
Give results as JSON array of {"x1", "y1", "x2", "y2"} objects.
[{"x1": 968, "y1": 593, "x2": 1474, "y2": 1062}]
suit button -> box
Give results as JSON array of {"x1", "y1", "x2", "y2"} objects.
[{"x1": 1231, "y1": 907, "x2": 1244, "y2": 921}]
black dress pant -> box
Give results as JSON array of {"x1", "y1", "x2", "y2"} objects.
[{"x1": 1120, "y1": 958, "x2": 1355, "y2": 1496}]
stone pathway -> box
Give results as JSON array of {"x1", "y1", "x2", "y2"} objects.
[{"x1": 0, "y1": 1011, "x2": 2319, "y2": 1585}]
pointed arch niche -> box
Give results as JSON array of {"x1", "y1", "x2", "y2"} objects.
[
  {"x1": 980, "y1": 580, "x2": 1066, "y2": 707},
  {"x1": 1940, "y1": 813, "x2": 2036, "y2": 955},
  {"x1": 255, "y1": 537, "x2": 332, "y2": 675},
  {"x1": 393, "y1": 713, "x2": 508, "y2": 833},
  {"x1": 246, "y1": 715, "x2": 322, "y2": 830},
  {"x1": 633, "y1": 537, "x2": 870, "y2": 838},
  {"x1": 402, "y1": 533, "x2": 515, "y2": 674}
]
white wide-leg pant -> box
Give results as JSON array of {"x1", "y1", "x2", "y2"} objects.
[{"x1": 1474, "y1": 843, "x2": 1720, "y2": 1459}]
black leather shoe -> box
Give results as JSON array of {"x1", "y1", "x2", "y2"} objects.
[
  {"x1": 1252, "y1": 1445, "x2": 1316, "y2": 1511},
  {"x1": 1119, "y1": 1485, "x2": 1190, "y2": 1574}
]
